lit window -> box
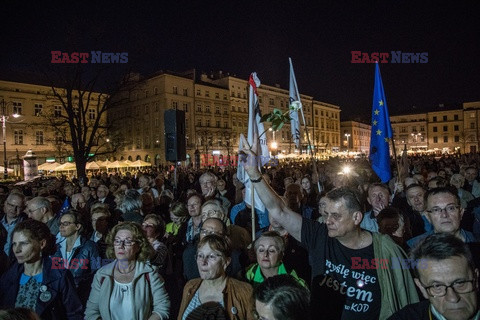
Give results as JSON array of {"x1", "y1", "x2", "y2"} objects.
[
  {"x1": 35, "y1": 131, "x2": 44, "y2": 145},
  {"x1": 14, "y1": 130, "x2": 24, "y2": 144}
]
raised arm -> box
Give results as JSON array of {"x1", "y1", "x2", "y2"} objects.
[{"x1": 239, "y1": 134, "x2": 302, "y2": 241}]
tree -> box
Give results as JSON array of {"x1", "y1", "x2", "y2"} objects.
[{"x1": 40, "y1": 65, "x2": 135, "y2": 180}]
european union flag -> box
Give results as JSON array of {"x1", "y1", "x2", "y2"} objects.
[{"x1": 369, "y1": 63, "x2": 393, "y2": 183}]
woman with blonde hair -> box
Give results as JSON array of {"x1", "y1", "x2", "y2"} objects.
[{"x1": 85, "y1": 222, "x2": 170, "y2": 319}]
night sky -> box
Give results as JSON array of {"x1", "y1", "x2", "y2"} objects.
[{"x1": 1, "y1": 1, "x2": 479, "y2": 122}]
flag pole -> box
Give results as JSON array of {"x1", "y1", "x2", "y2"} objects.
[{"x1": 251, "y1": 179, "x2": 255, "y2": 242}]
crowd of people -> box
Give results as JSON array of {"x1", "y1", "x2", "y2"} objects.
[{"x1": 0, "y1": 150, "x2": 479, "y2": 320}]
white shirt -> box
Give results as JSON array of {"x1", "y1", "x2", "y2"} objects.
[{"x1": 110, "y1": 280, "x2": 134, "y2": 320}]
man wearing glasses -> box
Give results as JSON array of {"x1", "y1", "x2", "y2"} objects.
[
  {"x1": 25, "y1": 196, "x2": 59, "y2": 236},
  {"x1": 407, "y1": 187, "x2": 478, "y2": 248},
  {"x1": 389, "y1": 233, "x2": 479, "y2": 320},
  {"x1": 1, "y1": 193, "x2": 26, "y2": 255}
]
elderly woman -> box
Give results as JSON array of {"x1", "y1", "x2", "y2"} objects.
[
  {"x1": 178, "y1": 234, "x2": 254, "y2": 320},
  {"x1": 246, "y1": 231, "x2": 306, "y2": 288},
  {"x1": 450, "y1": 173, "x2": 475, "y2": 208},
  {"x1": 85, "y1": 222, "x2": 170, "y2": 320},
  {"x1": 0, "y1": 220, "x2": 83, "y2": 319},
  {"x1": 142, "y1": 214, "x2": 168, "y2": 275}
]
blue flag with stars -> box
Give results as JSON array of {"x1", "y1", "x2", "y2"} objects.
[{"x1": 369, "y1": 63, "x2": 392, "y2": 183}]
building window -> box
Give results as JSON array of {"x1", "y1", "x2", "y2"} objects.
[
  {"x1": 89, "y1": 109, "x2": 96, "y2": 120},
  {"x1": 454, "y1": 115, "x2": 459, "y2": 120},
  {"x1": 196, "y1": 89, "x2": 201, "y2": 96},
  {"x1": 35, "y1": 131, "x2": 44, "y2": 145},
  {"x1": 215, "y1": 93, "x2": 219, "y2": 99},
  {"x1": 215, "y1": 120, "x2": 219, "y2": 128},
  {"x1": 205, "y1": 105, "x2": 211, "y2": 113},
  {"x1": 197, "y1": 104, "x2": 202, "y2": 112},
  {"x1": 433, "y1": 137, "x2": 438, "y2": 143},
  {"x1": 154, "y1": 87, "x2": 158, "y2": 95},
  {"x1": 12, "y1": 102, "x2": 23, "y2": 115},
  {"x1": 215, "y1": 106, "x2": 220, "y2": 115},
  {"x1": 433, "y1": 127, "x2": 438, "y2": 132},
  {"x1": 443, "y1": 126, "x2": 448, "y2": 132},
  {"x1": 172, "y1": 101, "x2": 178, "y2": 109},
  {"x1": 206, "y1": 119, "x2": 210, "y2": 127},
  {"x1": 183, "y1": 88, "x2": 188, "y2": 96},
  {"x1": 269, "y1": 98, "x2": 274, "y2": 106},
  {"x1": 454, "y1": 125, "x2": 459, "y2": 131},
  {"x1": 173, "y1": 86, "x2": 178, "y2": 94},
  {"x1": 223, "y1": 107, "x2": 228, "y2": 115},
  {"x1": 154, "y1": 102, "x2": 159, "y2": 112},
  {"x1": 224, "y1": 122, "x2": 228, "y2": 128},
  {"x1": 145, "y1": 90, "x2": 149, "y2": 98},
  {"x1": 433, "y1": 116, "x2": 437, "y2": 122},
  {"x1": 471, "y1": 123, "x2": 475, "y2": 129},
  {"x1": 54, "y1": 105, "x2": 62, "y2": 117},
  {"x1": 197, "y1": 119, "x2": 202, "y2": 127},
  {"x1": 14, "y1": 130, "x2": 24, "y2": 145},
  {"x1": 136, "y1": 138, "x2": 141, "y2": 149},
  {"x1": 420, "y1": 126, "x2": 425, "y2": 132},
  {"x1": 443, "y1": 136, "x2": 448, "y2": 143},
  {"x1": 183, "y1": 103, "x2": 188, "y2": 112},
  {"x1": 154, "y1": 118, "x2": 159, "y2": 127},
  {"x1": 443, "y1": 115, "x2": 447, "y2": 121},
  {"x1": 223, "y1": 94, "x2": 227, "y2": 100},
  {"x1": 34, "y1": 103, "x2": 43, "y2": 116},
  {"x1": 205, "y1": 91, "x2": 210, "y2": 97},
  {"x1": 401, "y1": 127, "x2": 406, "y2": 133},
  {"x1": 55, "y1": 132, "x2": 63, "y2": 145},
  {"x1": 144, "y1": 105, "x2": 149, "y2": 114},
  {"x1": 455, "y1": 136, "x2": 460, "y2": 142}
]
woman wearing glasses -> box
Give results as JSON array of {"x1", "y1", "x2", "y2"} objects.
[
  {"x1": 53, "y1": 209, "x2": 100, "y2": 305},
  {"x1": 0, "y1": 219, "x2": 83, "y2": 319},
  {"x1": 246, "y1": 231, "x2": 306, "y2": 288},
  {"x1": 85, "y1": 222, "x2": 170, "y2": 320},
  {"x1": 178, "y1": 234, "x2": 254, "y2": 320}
]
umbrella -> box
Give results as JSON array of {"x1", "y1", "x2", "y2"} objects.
[
  {"x1": 130, "y1": 160, "x2": 152, "y2": 167},
  {"x1": 106, "y1": 160, "x2": 130, "y2": 169},
  {"x1": 86, "y1": 161, "x2": 101, "y2": 170},
  {"x1": 54, "y1": 162, "x2": 77, "y2": 171},
  {"x1": 38, "y1": 162, "x2": 61, "y2": 171}
]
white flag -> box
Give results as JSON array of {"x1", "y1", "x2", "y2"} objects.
[
  {"x1": 289, "y1": 57, "x2": 302, "y2": 149},
  {"x1": 236, "y1": 72, "x2": 268, "y2": 213}
]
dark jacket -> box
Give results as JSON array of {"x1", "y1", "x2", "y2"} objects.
[
  {"x1": 53, "y1": 236, "x2": 99, "y2": 287},
  {"x1": 0, "y1": 256, "x2": 83, "y2": 319},
  {"x1": 387, "y1": 300, "x2": 434, "y2": 320}
]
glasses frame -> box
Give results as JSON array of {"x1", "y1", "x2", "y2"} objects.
[
  {"x1": 113, "y1": 239, "x2": 137, "y2": 247},
  {"x1": 426, "y1": 204, "x2": 460, "y2": 215},
  {"x1": 419, "y1": 278, "x2": 477, "y2": 297},
  {"x1": 195, "y1": 252, "x2": 222, "y2": 263}
]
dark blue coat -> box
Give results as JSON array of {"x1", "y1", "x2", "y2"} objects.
[{"x1": 0, "y1": 256, "x2": 83, "y2": 319}]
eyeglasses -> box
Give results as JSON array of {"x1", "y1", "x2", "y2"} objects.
[
  {"x1": 59, "y1": 221, "x2": 77, "y2": 227},
  {"x1": 26, "y1": 207, "x2": 43, "y2": 214},
  {"x1": 113, "y1": 239, "x2": 137, "y2": 247},
  {"x1": 420, "y1": 279, "x2": 476, "y2": 297},
  {"x1": 202, "y1": 209, "x2": 221, "y2": 217},
  {"x1": 196, "y1": 252, "x2": 222, "y2": 262},
  {"x1": 200, "y1": 228, "x2": 221, "y2": 236},
  {"x1": 200, "y1": 180, "x2": 215, "y2": 187},
  {"x1": 427, "y1": 204, "x2": 459, "y2": 215}
]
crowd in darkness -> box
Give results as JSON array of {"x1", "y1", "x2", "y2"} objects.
[{"x1": 0, "y1": 152, "x2": 479, "y2": 320}]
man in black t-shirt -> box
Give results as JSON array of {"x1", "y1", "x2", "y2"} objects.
[{"x1": 239, "y1": 134, "x2": 418, "y2": 319}]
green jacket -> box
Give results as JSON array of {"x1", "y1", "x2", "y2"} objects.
[
  {"x1": 245, "y1": 262, "x2": 307, "y2": 288},
  {"x1": 373, "y1": 232, "x2": 419, "y2": 320}
]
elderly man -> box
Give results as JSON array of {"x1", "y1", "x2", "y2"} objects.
[
  {"x1": 407, "y1": 187, "x2": 478, "y2": 248},
  {"x1": 71, "y1": 193, "x2": 87, "y2": 211},
  {"x1": 360, "y1": 183, "x2": 390, "y2": 232},
  {"x1": 405, "y1": 184, "x2": 433, "y2": 238},
  {"x1": 240, "y1": 136, "x2": 418, "y2": 319},
  {"x1": 199, "y1": 171, "x2": 231, "y2": 212},
  {"x1": 464, "y1": 167, "x2": 480, "y2": 198},
  {"x1": 389, "y1": 233, "x2": 479, "y2": 320},
  {"x1": 96, "y1": 184, "x2": 116, "y2": 211},
  {"x1": 1, "y1": 193, "x2": 26, "y2": 255},
  {"x1": 25, "y1": 196, "x2": 59, "y2": 235}
]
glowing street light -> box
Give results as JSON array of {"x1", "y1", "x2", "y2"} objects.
[
  {"x1": 344, "y1": 133, "x2": 351, "y2": 153},
  {"x1": 1, "y1": 99, "x2": 22, "y2": 179}
]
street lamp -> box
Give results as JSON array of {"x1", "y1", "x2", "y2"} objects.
[
  {"x1": 344, "y1": 133, "x2": 351, "y2": 153},
  {"x1": 1, "y1": 99, "x2": 21, "y2": 179}
]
